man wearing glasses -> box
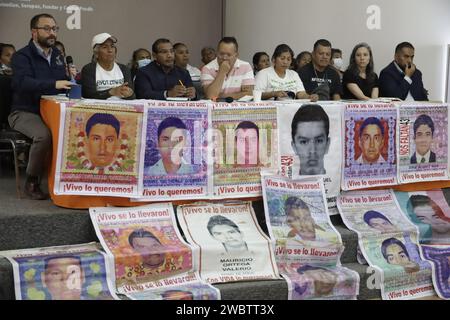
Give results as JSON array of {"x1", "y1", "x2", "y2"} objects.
[
  {"x1": 8, "y1": 13, "x2": 75, "y2": 200},
  {"x1": 201, "y1": 37, "x2": 254, "y2": 100}
]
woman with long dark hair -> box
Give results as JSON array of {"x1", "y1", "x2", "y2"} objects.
[
  {"x1": 342, "y1": 43, "x2": 379, "y2": 100},
  {"x1": 255, "y1": 44, "x2": 314, "y2": 100}
]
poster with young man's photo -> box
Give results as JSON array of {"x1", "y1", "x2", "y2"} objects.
[
  {"x1": 212, "y1": 103, "x2": 278, "y2": 198},
  {"x1": 397, "y1": 104, "x2": 449, "y2": 183},
  {"x1": 176, "y1": 201, "x2": 279, "y2": 284},
  {"x1": 337, "y1": 190, "x2": 434, "y2": 300},
  {"x1": 139, "y1": 101, "x2": 209, "y2": 201},
  {"x1": 0, "y1": 243, "x2": 119, "y2": 300},
  {"x1": 278, "y1": 102, "x2": 343, "y2": 214},
  {"x1": 55, "y1": 102, "x2": 144, "y2": 197},
  {"x1": 342, "y1": 103, "x2": 398, "y2": 190}
]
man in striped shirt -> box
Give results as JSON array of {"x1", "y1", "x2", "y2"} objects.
[{"x1": 201, "y1": 37, "x2": 254, "y2": 100}]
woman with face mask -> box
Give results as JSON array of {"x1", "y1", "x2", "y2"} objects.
[
  {"x1": 342, "y1": 43, "x2": 379, "y2": 100},
  {"x1": 130, "y1": 48, "x2": 151, "y2": 80}
]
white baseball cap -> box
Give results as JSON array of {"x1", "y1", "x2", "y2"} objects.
[{"x1": 91, "y1": 33, "x2": 117, "y2": 48}]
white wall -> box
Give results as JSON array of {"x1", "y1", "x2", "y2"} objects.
[
  {"x1": 0, "y1": 0, "x2": 223, "y2": 67},
  {"x1": 225, "y1": 0, "x2": 450, "y2": 101}
]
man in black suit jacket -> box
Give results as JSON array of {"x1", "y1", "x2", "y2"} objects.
[
  {"x1": 379, "y1": 42, "x2": 428, "y2": 101},
  {"x1": 410, "y1": 114, "x2": 436, "y2": 164}
]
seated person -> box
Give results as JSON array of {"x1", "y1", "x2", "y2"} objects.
[
  {"x1": 135, "y1": 38, "x2": 195, "y2": 100},
  {"x1": 255, "y1": 44, "x2": 313, "y2": 101},
  {"x1": 174, "y1": 43, "x2": 201, "y2": 82},
  {"x1": 330, "y1": 48, "x2": 344, "y2": 78},
  {"x1": 298, "y1": 39, "x2": 342, "y2": 101},
  {"x1": 54, "y1": 40, "x2": 66, "y2": 57},
  {"x1": 379, "y1": 42, "x2": 428, "y2": 101},
  {"x1": 0, "y1": 43, "x2": 15, "y2": 76},
  {"x1": 129, "y1": 48, "x2": 152, "y2": 80},
  {"x1": 80, "y1": 33, "x2": 135, "y2": 100},
  {"x1": 200, "y1": 46, "x2": 216, "y2": 69},
  {"x1": 9, "y1": 13, "x2": 75, "y2": 200},
  {"x1": 294, "y1": 51, "x2": 312, "y2": 73},
  {"x1": 201, "y1": 37, "x2": 254, "y2": 100},
  {"x1": 252, "y1": 51, "x2": 270, "y2": 74},
  {"x1": 342, "y1": 43, "x2": 379, "y2": 100}
]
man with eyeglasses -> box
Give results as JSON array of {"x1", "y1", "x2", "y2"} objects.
[
  {"x1": 135, "y1": 38, "x2": 195, "y2": 100},
  {"x1": 201, "y1": 37, "x2": 254, "y2": 101},
  {"x1": 8, "y1": 13, "x2": 75, "y2": 200}
]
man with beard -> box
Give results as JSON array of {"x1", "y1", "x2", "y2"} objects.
[{"x1": 8, "y1": 13, "x2": 75, "y2": 200}]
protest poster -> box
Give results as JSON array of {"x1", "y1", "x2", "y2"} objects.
[
  {"x1": 90, "y1": 203, "x2": 194, "y2": 293},
  {"x1": 395, "y1": 190, "x2": 450, "y2": 244},
  {"x1": 277, "y1": 102, "x2": 343, "y2": 214},
  {"x1": 261, "y1": 174, "x2": 343, "y2": 269},
  {"x1": 176, "y1": 201, "x2": 279, "y2": 283},
  {"x1": 338, "y1": 190, "x2": 434, "y2": 300},
  {"x1": 139, "y1": 101, "x2": 210, "y2": 201},
  {"x1": 54, "y1": 101, "x2": 144, "y2": 197},
  {"x1": 124, "y1": 272, "x2": 220, "y2": 300},
  {"x1": 211, "y1": 103, "x2": 278, "y2": 198},
  {"x1": 342, "y1": 103, "x2": 397, "y2": 190},
  {"x1": 283, "y1": 265, "x2": 359, "y2": 300},
  {"x1": 0, "y1": 243, "x2": 118, "y2": 300},
  {"x1": 397, "y1": 104, "x2": 449, "y2": 183},
  {"x1": 421, "y1": 245, "x2": 450, "y2": 299},
  {"x1": 261, "y1": 173, "x2": 359, "y2": 299}
]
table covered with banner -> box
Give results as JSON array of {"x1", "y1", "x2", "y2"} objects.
[
  {"x1": 2, "y1": 96, "x2": 446, "y2": 300},
  {"x1": 41, "y1": 97, "x2": 450, "y2": 209}
]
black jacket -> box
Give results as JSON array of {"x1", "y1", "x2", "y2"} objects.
[
  {"x1": 80, "y1": 62, "x2": 135, "y2": 100},
  {"x1": 379, "y1": 61, "x2": 428, "y2": 101},
  {"x1": 410, "y1": 151, "x2": 436, "y2": 164},
  {"x1": 11, "y1": 40, "x2": 68, "y2": 114},
  {"x1": 135, "y1": 61, "x2": 193, "y2": 100}
]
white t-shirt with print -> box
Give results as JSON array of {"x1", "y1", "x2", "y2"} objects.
[
  {"x1": 255, "y1": 66, "x2": 305, "y2": 94},
  {"x1": 95, "y1": 62, "x2": 124, "y2": 92}
]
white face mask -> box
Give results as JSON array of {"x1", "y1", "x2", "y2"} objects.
[
  {"x1": 332, "y1": 58, "x2": 344, "y2": 70},
  {"x1": 137, "y1": 58, "x2": 151, "y2": 68}
]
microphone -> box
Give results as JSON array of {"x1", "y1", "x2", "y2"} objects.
[
  {"x1": 216, "y1": 97, "x2": 234, "y2": 103},
  {"x1": 66, "y1": 56, "x2": 76, "y2": 82}
]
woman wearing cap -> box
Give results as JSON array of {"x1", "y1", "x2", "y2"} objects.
[{"x1": 81, "y1": 33, "x2": 135, "y2": 99}]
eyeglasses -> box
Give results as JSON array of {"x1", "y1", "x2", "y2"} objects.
[{"x1": 35, "y1": 26, "x2": 60, "y2": 33}]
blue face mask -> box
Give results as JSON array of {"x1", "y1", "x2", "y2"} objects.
[{"x1": 137, "y1": 58, "x2": 151, "y2": 68}]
